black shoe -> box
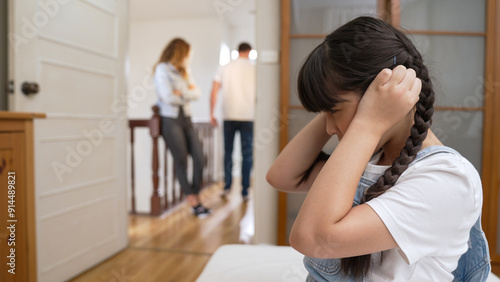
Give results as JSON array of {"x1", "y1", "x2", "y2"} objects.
[{"x1": 193, "y1": 205, "x2": 211, "y2": 218}]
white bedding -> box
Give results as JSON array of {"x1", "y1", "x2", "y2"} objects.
[
  {"x1": 197, "y1": 244, "x2": 307, "y2": 282},
  {"x1": 197, "y1": 244, "x2": 500, "y2": 282}
]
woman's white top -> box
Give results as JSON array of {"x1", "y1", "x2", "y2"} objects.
[{"x1": 154, "y1": 62, "x2": 201, "y2": 118}]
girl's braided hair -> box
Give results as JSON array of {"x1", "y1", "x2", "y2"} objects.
[{"x1": 297, "y1": 16, "x2": 435, "y2": 279}]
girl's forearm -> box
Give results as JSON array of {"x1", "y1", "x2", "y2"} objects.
[
  {"x1": 290, "y1": 118, "x2": 381, "y2": 252},
  {"x1": 267, "y1": 113, "x2": 332, "y2": 192}
]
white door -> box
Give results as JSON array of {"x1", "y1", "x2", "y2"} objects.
[{"x1": 8, "y1": 0, "x2": 129, "y2": 281}]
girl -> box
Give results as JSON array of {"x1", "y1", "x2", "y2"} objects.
[
  {"x1": 267, "y1": 17, "x2": 490, "y2": 281},
  {"x1": 154, "y1": 38, "x2": 210, "y2": 218}
]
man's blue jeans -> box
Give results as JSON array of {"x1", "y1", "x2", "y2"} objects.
[{"x1": 223, "y1": 120, "x2": 253, "y2": 196}]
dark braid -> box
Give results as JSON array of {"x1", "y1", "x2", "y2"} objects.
[
  {"x1": 341, "y1": 27, "x2": 435, "y2": 278},
  {"x1": 340, "y1": 38, "x2": 435, "y2": 279},
  {"x1": 362, "y1": 40, "x2": 435, "y2": 203},
  {"x1": 297, "y1": 16, "x2": 436, "y2": 280}
]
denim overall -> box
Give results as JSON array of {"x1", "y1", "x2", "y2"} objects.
[{"x1": 304, "y1": 146, "x2": 491, "y2": 282}]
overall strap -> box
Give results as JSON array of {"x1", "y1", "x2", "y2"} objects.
[{"x1": 411, "y1": 145, "x2": 461, "y2": 164}]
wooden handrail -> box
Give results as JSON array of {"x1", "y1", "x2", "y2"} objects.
[{"x1": 129, "y1": 106, "x2": 216, "y2": 216}]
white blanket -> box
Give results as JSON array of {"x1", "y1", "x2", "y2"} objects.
[
  {"x1": 197, "y1": 244, "x2": 307, "y2": 281},
  {"x1": 197, "y1": 244, "x2": 500, "y2": 282}
]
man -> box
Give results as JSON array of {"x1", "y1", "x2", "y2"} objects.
[{"x1": 210, "y1": 42, "x2": 256, "y2": 200}]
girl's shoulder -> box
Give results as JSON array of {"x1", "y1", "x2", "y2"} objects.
[
  {"x1": 412, "y1": 145, "x2": 469, "y2": 169},
  {"x1": 411, "y1": 145, "x2": 475, "y2": 173},
  {"x1": 405, "y1": 145, "x2": 482, "y2": 196}
]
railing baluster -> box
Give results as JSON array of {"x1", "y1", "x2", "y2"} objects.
[
  {"x1": 173, "y1": 166, "x2": 178, "y2": 204},
  {"x1": 130, "y1": 123, "x2": 136, "y2": 214},
  {"x1": 208, "y1": 126, "x2": 213, "y2": 183},
  {"x1": 163, "y1": 147, "x2": 169, "y2": 210},
  {"x1": 150, "y1": 106, "x2": 161, "y2": 216}
]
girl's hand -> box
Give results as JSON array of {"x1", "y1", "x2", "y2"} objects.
[{"x1": 354, "y1": 65, "x2": 421, "y2": 137}]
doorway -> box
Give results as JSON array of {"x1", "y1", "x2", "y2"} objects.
[{"x1": 127, "y1": 0, "x2": 256, "y2": 220}]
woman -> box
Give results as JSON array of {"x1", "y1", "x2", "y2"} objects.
[
  {"x1": 267, "y1": 17, "x2": 490, "y2": 281},
  {"x1": 154, "y1": 38, "x2": 209, "y2": 218}
]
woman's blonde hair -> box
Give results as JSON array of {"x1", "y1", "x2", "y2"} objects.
[{"x1": 155, "y1": 38, "x2": 190, "y2": 78}]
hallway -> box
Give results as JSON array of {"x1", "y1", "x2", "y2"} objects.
[{"x1": 70, "y1": 183, "x2": 249, "y2": 282}]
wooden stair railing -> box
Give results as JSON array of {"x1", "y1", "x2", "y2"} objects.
[{"x1": 129, "y1": 105, "x2": 215, "y2": 216}]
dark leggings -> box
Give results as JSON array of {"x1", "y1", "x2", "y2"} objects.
[{"x1": 160, "y1": 110, "x2": 204, "y2": 195}]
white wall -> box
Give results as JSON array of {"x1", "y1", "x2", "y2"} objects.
[
  {"x1": 128, "y1": 18, "x2": 223, "y2": 213},
  {"x1": 226, "y1": 25, "x2": 256, "y2": 51},
  {"x1": 253, "y1": 0, "x2": 281, "y2": 245},
  {"x1": 128, "y1": 18, "x2": 223, "y2": 120}
]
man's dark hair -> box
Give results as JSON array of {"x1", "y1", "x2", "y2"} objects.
[{"x1": 238, "y1": 42, "x2": 252, "y2": 52}]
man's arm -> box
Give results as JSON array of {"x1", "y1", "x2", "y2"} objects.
[{"x1": 210, "y1": 81, "x2": 221, "y2": 126}]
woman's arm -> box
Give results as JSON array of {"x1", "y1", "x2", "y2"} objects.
[
  {"x1": 290, "y1": 66, "x2": 422, "y2": 259},
  {"x1": 155, "y1": 64, "x2": 183, "y2": 105},
  {"x1": 266, "y1": 113, "x2": 332, "y2": 193},
  {"x1": 182, "y1": 76, "x2": 202, "y2": 101}
]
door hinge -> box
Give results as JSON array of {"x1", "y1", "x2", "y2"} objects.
[{"x1": 7, "y1": 80, "x2": 14, "y2": 94}]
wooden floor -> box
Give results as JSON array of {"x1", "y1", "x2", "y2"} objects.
[{"x1": 70, "y1": 183, "x2": 249, "y2": 282}]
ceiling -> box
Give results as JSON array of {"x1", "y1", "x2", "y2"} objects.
[{"x1": 130, "y1": 0, "x2": 255, "y2": 27}]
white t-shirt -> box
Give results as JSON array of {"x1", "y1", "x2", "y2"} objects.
[
  {"x1": 214, "y1": 58, "x2": 256, "y2": 121},
  {"x1": 365, "y1": 149, "x2": 482, "y2": 281}
]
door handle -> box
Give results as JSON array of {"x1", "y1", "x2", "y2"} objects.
[{"x1": 21, "y1": 82, "x2": 40, "y2": 95}]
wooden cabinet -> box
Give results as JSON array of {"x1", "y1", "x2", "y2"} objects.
[{"x1": 0, "y1": 111, "x2": 44, "y2": 282}]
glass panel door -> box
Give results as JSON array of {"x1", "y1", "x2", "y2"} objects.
[
  {"x1": 401, "y1": 0, "x2": 486, "y2": 32},
  {"x1": 400, "y1": 0, "x2": 486, "y2": 172},
  {"x1": 400, "y1": 0, "x2": 500, "y2": 268}
]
